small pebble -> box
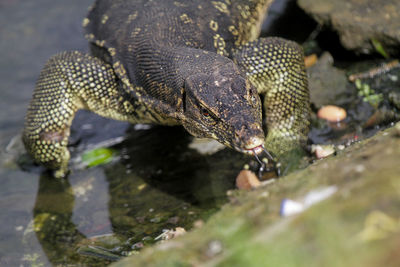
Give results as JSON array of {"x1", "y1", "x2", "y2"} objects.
[
  {"x1": 304, "y1": 54, "x2": 318, "y2": 68},
  {"x1": 354, "y1": 164, "x2": 365, "y2": 173},
  {"x1": 155, "y1": 227, "x2": 186, "y2": 241},
  {"x1": 312, "y1": 144, "x2": 335, "y2": 159},
  {"x1": 193, "y1": 220, "x2": 204, "y2": 228},
  {"x1": 206, "y1": 240, "x2": 223, "y2": 257},
  {"x1": 388, "y1": 74, "x2": 398, "y2": 82},
  {"x1": 317, "y1": 105, "x2": 347, "y2": 122},
  {"x1": 131, "y1": 242, "x2": 144, "y2": 250},
  {"x1": 236, "y1": 170, "x2": 261, "y2": 190},
  {"x1": 226, "y1": 190, "x2": 234, "y2": 196},
  {"x1": 337, "y1": 145, "x2": 345, "y2": 150},
  {"x1": 137, "y1": 184, "x2": 147, "y2": 191},
  {"x1": 171, "y1": 227, "x2": 186, "y2": 237}
]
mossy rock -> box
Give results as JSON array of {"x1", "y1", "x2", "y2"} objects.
[{"x1": 113, "y1": 122, "x2": 400, "y2": 266}]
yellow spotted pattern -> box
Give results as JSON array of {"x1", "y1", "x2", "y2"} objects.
[
  {"x1": 213, "y1": 34, "x2": 228, "y2": 56},
  {"x1": 24, "y1": 0, "x2": 310, "y2": 176},
  {"x1": 209, "y1": 20, "x2": 218, "y2": 31},
  {"x1": 23, "y1": 51, "x2": 143, "y2": 177},
  {"x1": 234, "y1": 37, "x2": 310, "y2": 156},
  {"x1": 211, "y1": 1, "x2": 230, "y2": 14},
  {"x1": 179, "y1": 13, "x2": 193, "y2": 24}
]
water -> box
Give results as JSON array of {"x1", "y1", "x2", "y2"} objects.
[
  {"x1": 0, "y1": 1, "x2": 94, "y2": 265},
  {"x1": 0, "y1": 1, "x2": 244, "y2": 265}
]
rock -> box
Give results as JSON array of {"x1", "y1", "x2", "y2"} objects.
[
  {"x1": 363, "y1": 108, "x2": 399, "y2": 128},
  {"x1": 311, "y1": 144, "x2": 335, "y2": 159},
  {"x1": 304, "y1": 54, "x2": 318, "y2": 68},
  {"x1": 280, "y1": 186, "x2": 338, "y2": 217},
  {"x1": 317, "y1": 105, "x2": 347, "y2": 122},
  {"x1": 236, "y1": 170, "x2": 261, "y2": 190},
  {"x1": 113, "y1": 123, "x2": 400, "y2": 267},
  {"x1": 307, "y1": 52, "x2": 349, "y2": 108},
  {"x1": 298, "y1": 0, "x2": 400, "y2": 56}
]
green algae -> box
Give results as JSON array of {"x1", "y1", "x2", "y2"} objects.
[{"x1": 114, "y1": 122, "x2": 400, "y2": 267}]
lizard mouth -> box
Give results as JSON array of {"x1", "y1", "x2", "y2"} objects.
[
  {"x1": 245, "y1": 144, "x2": 264, "y2": 155},
  {"x1": 240, "y1": 136, "x2": 265, "y2": 155},
  {"x1": 234, "y1": 140, "x2": 278, "y2": 176},
  {"x1": 232, "y1": 135, "x2": 263, "y2": 154},
  {"x1": 244, "y1": 144, "x2": 274, "y2": 162}
]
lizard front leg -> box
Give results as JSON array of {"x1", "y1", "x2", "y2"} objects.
[
  {"x1": 233, "y1": 37, "x2": 310, "y2": 158},
  {"x1": 23, "y1": 51, "x2": 139, "y2": 177}
]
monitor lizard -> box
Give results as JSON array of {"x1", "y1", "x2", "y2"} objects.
[{"x1": 23, "y1": 0, "x2": 310, "y2": 177}]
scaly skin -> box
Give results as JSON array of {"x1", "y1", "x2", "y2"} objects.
[
  {"x1": 234, "y1": 38, "x2": 310, "y2": 156},
  {"x1": 23, "y1": 0, "x2": 310, "y2": 177}
]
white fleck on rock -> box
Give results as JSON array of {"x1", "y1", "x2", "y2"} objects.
[
  {"x1": 280, "y1": 199, "x2": 305, "y2": 216},
  {"x1": 280, "y1": 186, "x2": 338, "y2": 217},
  {"x1": 206, "y1": 240, "x2": 223, "y2": 257},
  {"x1": 354, "y1": 164, "x2": 366, "y2": 173}
]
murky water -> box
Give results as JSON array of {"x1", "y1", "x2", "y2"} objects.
[
  {"x1": 0, "y1": 1, "x2": 246, "y2": 266},
  {"x1": 0, "y1": 1, "x2": 96, "y2": 265}
]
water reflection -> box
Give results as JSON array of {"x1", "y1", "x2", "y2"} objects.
[
  {"x1": 0, "y1": 0, "x2": 239, "y2": 263},
  {"x1": 0, "y1": 0, "x2": 93, "y2": 265},
  {"x1": 32, "y1": 126, "x2": 242, "y2": 266}
]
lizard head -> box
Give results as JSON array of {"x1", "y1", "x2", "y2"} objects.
[{"x1": 181, "y1": 63, "x2": 265, "y2": 155}]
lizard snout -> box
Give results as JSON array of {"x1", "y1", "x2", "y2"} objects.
[
  {"x1": 233, "y1": 122, "x2": 265, "y2": 153},
  {"x1": 244, "y1": 136, "x2": 264, "y2": 152}
]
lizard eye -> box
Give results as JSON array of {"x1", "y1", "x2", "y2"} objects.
[
  {"x1": 201, "y1": 108, "x2": 210, "y2": 117},
  {"x1": 201, "y1": 107, "x2": 218, "y2": 126}
]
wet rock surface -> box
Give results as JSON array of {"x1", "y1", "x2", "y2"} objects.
[
  {"x1": 307, "y1": 52, "x2": 400, "y2": 146},
  {"x1": 297, "y1": 0, "x2": 400, "y2": 56},
  {"x1": 308, "y1": 52, "x2": 349, "y2": 108},
  {"x1": 114, "y1": 122, "x2": 400, "y2": 267}
]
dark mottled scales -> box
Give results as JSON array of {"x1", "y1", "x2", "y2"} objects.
[{"x1": 23, "y1": 0, "x2": 310, "y2": 177}]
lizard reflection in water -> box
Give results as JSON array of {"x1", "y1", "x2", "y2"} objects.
[{"x1": 23, "y1": 0, "x2": 310, "y2": 177}]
